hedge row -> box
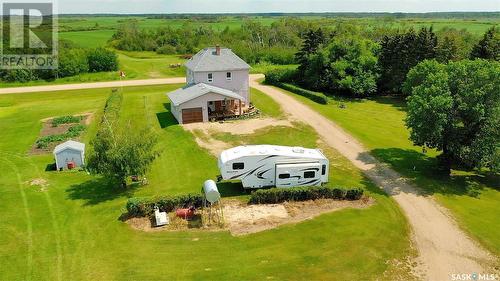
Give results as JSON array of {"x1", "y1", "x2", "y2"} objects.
[
  {"x1": 102, "y1": 90, "x2": 123, "y2": 125},
  {"x1": 248, "y1": 186, "x2": 363, "y2": 204},
  {"x1": 264, "y1": 68, "x2": 297, "y2": 85},
  {"x1": 126, "y1": 193, "x2": 204, "y2": 217},
  {"x1": 279, "y1": 83, "x2": 329, "y2": 105},
  {"x1": 264, "y1": 69, "x2": 328, "y2": 105}
]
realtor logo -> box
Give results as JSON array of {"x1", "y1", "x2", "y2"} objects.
[{"x1": 0, "y1": 1, "x2": 58, "y2": 69}]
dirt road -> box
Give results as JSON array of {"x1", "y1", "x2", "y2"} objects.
[
  {"x1": 250, "y1": 74, "x2": 496, "y2": 280},
  {"x1": 0, "y1": 77, "x2": 186, "y2": 95}
]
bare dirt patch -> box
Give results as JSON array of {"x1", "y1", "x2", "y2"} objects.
[
  {"x1": 125, "y1": 197, "x2": 374, "y2": 235},
  {"x1": 224, "y1": 197, "x2": 374, "y2": 235},
  {"x1": 184, "y1": 117, "x2": 292, "y2": 156},
  {"x1": 126, "y1": 212, "x2": 221, "y2": 233},
  {"x1": 28, "y1": 178, "x2": 49, "y2": 191}
]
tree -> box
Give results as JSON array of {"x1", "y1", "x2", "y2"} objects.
[
  {"x1": 87, "y1": 123, "x2": 160, "y2": 188},
  {"x1": 378, "y1": 27, "x2": 438, "y2": 95},
  {"x1": 470, "y1": 27, "x2": 500, "y2": 61},
  {"x1": 436, "y1": 35, "x2": 459, "y2": 63},
  {"x1": 86, "y1": 91, "x2": 160, "y2": 187},
  {"x1": 295, "y1": 28, "x2": 327, "y2": 68},
  {"x1": 404, "y1": 59, "x2": 500, "y2": 172},
  {"x1": 57, "y1": 48, "x2": 89, "y2": 77},
  {"x1": 87, "y1": 48, "x2": 119, "y2": 72},
  {"x1": 325, "y1": 36, "x2": 380, "y2": 96}
]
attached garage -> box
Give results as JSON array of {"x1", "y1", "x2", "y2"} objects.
[
  {"x1": 181, "y1": 107, "x2": 203, "y2": 124},
  {"x1": 167, "y1": 83, "x2": 245, "y2": 124}
]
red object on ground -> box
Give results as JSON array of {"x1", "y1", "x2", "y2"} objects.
[
  {"x1": 67, "y1": 162, "x2": 75, "y2": 169},
  {"x1": 176, "y1": 208, "x2": 195, "y2": 219}
]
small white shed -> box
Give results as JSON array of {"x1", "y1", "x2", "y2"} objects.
[{"x1": 53, "y1": 140, "x2": 85, "y2": 170}]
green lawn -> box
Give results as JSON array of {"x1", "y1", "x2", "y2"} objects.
[
  {"x1": 0, "y1": 85, "x2": 414, "y2": 280},
  {"x1": 273, "y1": 85, "x2": 500, "y2": 256},
  {"x1": 251, "y1": 88, "x2": 284, "y2": 119},
  {"x1": 59, "y1": 30, "x2": 116, "y2": 48}
]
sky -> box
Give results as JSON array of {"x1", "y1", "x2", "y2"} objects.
[{"x1": 57, "y1": 0, "x2": 499, "y2": 14}]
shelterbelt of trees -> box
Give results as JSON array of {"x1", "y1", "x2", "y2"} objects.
[
  {"x1": 283, "y1": 26, "x2": 499, "y2": 96},
  {"x1": 0, "y1": 41, "x2": 118, "y2": 82},
  {"x1": 265, "y1": 25, "x2": 499, "y2": 173}
]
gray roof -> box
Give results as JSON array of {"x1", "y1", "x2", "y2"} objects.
[
  {"x1": 53, "y1": 140, "x2": 85, "y2": 154},
  {"x1": 167, "y1": 83, "x2": 244, "y2": 106},
  {"x1": 185, "y1": 47, "x2": 250, "y2": 72}
]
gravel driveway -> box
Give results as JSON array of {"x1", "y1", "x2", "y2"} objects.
[{"x1": 250, "y1": 74, "x2": 496, "y2": 280}]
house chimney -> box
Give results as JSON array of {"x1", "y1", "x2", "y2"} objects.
[{"x1": 215, "y1": 45, "x2": 221, "y2": 56}]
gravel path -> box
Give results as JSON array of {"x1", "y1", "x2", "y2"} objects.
[
  {"x1": 0, "y1": 77, "x2": 186, "y2": 94},
  {"x1": 250, "y1": 74, "x2": 496, "y2": 280}
]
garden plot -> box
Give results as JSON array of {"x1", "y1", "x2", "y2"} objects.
[{"x1": 30, "y1": 113, "x2": 92, "y2": 154}]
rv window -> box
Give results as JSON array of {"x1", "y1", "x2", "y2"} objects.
[
  {"x1": 232, "y1": 162, "x2": 244, "y2": 170},
  {"x1": 322, "y1": 165, "x2": 326, "y2": 175},
  {"x1": 278, "y1": 173, "x2": 290, "y2": 179},
  {"x1": 304, "y1": 171, "x2": 316, "y2": 178}
]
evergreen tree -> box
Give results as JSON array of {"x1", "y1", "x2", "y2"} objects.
[
  {"x1": 295, "y1": 28, "x2": 327, "y2": 77},
  {"x1": 470, "y1": 27, "x2": 500, "y2": 61},
  {"x1": 378, "y1": 27, "x2": 437, "y2": 95}
]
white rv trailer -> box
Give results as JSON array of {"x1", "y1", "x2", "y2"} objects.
[{"x1": 218, "y1": 145, "x2": 329, "y2": 189}]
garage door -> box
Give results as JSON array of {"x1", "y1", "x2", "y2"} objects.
[{"x1": 182, "y1": 107, "x2": 203, "y2": 124}]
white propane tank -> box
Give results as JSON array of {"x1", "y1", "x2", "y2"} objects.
[{"x1": 203, "y1": 179, "x2": 221, "y2": 203}]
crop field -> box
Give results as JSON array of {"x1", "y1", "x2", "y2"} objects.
[
  {"x1": 0, "y1": 85, "x2": 414, "y2": 280},
  {"x1": 276, "y1": 87, "x2": 500, "y2": 256}
]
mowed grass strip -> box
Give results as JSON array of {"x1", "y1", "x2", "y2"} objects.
[
  {"x1": 0, "y1": 85, "x2": 412, "y2": 280},
  {"x1": 273, "y1": 85, "x2": 500, "y2": 256}
]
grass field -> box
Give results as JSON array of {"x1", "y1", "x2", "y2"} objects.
[
  {"x1": 274, "y1": 86, "x2": 500, "y2": 256},
  {"x1": 58, "y1": 15, "x2": 499, "y2": 35},
  {"x1": 0, "y1": 85, "x2": 414, "y2": 280}
]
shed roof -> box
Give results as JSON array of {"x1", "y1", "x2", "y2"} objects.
[
  {"x1": 167, "y1": 83, "x2": 244, "y2": 106},
  {"x1": 185, "y1": 47, "x2": 250, "y2": 72},
  {"x1": 53, "y1": 140, "x2": 85, "y2": 154}
]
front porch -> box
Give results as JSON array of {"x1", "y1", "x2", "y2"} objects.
[{"x1": 208, "y1": 99, "x2": 246, "y2": 121}]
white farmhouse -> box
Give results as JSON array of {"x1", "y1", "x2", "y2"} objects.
[
  {"x1": 167, "y1": 46, "x2": 251, "y2": 124},
  {"x1": 53, "y1": 140, "x2": 85, "y2": 170}
]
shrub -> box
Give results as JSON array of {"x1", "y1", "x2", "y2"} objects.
[
  {"x1": 264, "y1": 68, "x2": 297, "y2": 85},
  {"x1": 87, "y1": 48, "x2": 119, "y2": 72},
  {"x1": 280, "y1": 83, "x2": 329, "y2": 105},
  {"x1": 156, "y1": 44, "x2": 177, "y2": 55},
  {"x1": 58, "y1": 48, "x2": 89, "y2": 77},
  {"x1": 248, "y1": 186, "x2": 363, "y2": 204},
  {"x1": 51, "y1": 115, "x2": 82, "y2": 127},
  {"x1": 126, "y1": 193, "x2": 204, "y2": 217}
]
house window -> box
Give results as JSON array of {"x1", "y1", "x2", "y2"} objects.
[
  {"x1": 208, "y1": 73, "x2": 213, "y2": 83},
  {"x1": 278, "y1": 173, "x2": 290, "y2": 179},
  {"x1": 322, "y1": 165, "x2": 326, "y2": 175},
  {"x1": 232, "y1": 162, "x2": 244, "y2": 170},
  {"x1": 226, "y1": 72, "x2": 232, "y2": 81},
  {"x1": 304, "y1": 171, "x2": 316, "y2": 178}
]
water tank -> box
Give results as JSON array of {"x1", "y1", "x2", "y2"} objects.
[{"x1": 203, "y1": 179, "x2": 221, "y2": 203}]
